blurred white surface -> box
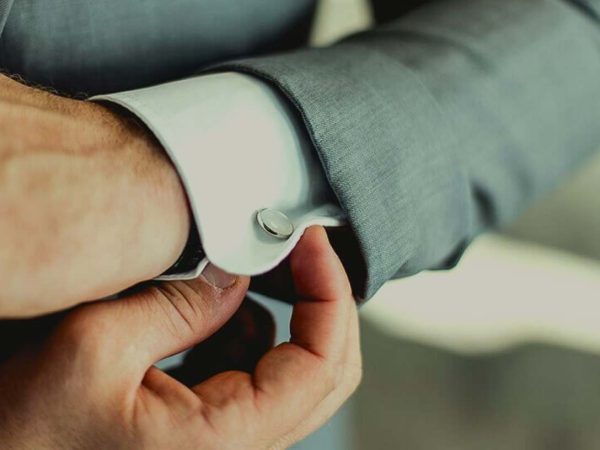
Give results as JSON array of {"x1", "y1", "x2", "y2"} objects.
[
  {"x1": 311, "y1": 0, "x2": 372, "y2": 46},
  {"x1": 362, "y1": 234, "x2": 600, "y2": 354}
]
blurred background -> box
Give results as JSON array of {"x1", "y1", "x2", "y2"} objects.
[{"x1": 264, "y1": 1, "x2": 600, "y2": 448}]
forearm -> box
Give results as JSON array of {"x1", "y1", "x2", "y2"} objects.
[{"x1": 0, "y1": 84, "x2": 190, "y2": 316}]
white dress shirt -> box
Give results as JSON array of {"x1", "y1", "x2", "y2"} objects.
[{"x1": 93, "y1": 73, "x2": 345, "y2": 278}]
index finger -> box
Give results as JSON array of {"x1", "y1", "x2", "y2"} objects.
[
  {"x1": 252, "y1": 226, "x2": 356, "y2": 434},
  {"x1": 192, "y1": 227, "x2": 358, "y2": 443}
]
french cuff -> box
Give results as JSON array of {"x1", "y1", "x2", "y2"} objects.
[{"x1": 91, "y1": 73, "x2": 345, "y2": 278}]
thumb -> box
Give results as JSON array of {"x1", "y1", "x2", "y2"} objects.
[{"x1": 60, "y1": 264, "x2": 249, "y2": 377}]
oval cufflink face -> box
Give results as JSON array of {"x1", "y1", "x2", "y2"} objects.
[{"x1": 256, "y1": 208, "x2": 294, "y2": 240}]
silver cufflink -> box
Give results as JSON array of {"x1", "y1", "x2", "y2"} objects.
[{"x1": 256, "y1": 208, "x2": 294, "y2": 239}]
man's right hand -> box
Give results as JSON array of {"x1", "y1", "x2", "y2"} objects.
[
  {"x1": 0, "y1": 74, "x2": 191, "y2": 317},
  {"x1": 0, "y1": 227, "x2": 362, "y2": 449}
]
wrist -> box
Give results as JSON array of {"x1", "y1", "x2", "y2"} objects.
[
  {"x1": 0, "y1": 91, "x2": 192, "y2": 316},
  {"x1": 110, "y1": 105, "x2": 192, "y2": 278}
]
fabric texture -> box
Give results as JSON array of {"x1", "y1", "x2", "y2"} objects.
[
  {"x1": 0, "y1": 0, "x2": 316, "y2": 94},
  {"x1": 215, "y1": 0, "x2": 600, "y2": 299},
  {"x1": 0, "y1": 0, "x2": 13, "y2": 38},
  {"x1": 2, "y1": 0, "x2": 600, "y2": 300}
]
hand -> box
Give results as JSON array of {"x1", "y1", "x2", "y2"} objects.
[
  {"x1": 0, "y1": 74, "x2": 191, "y2": 317},
  {"x1": 0, "y1": 227, "x2": 361, "y2": 449}
]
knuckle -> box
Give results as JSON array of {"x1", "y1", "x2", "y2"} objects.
[
  {"x1": 149, "y1": 283, "x2": 208, "y2": 338},
  {"x1": 316, "y1": 356, "x2": 362, "y2": 400},
  {"x1": 346, "y1": 363, "x2": 363, "y2": 393},
  {"x1": 319, "y1": 360, "x2": 340, "y2": 396}
]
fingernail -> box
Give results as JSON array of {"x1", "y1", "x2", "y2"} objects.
[{"x1": 201, "y1": 263, "x2": 237, "y2": 289}]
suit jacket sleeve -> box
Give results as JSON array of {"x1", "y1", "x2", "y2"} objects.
[
  {"x1": 0, "y1": 0, "x2": 14, "y2": 38},
  {"x1": 215, "y1": 0, "x2": 600, "y2": 300}
]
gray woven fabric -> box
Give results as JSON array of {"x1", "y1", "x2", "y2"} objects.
[
  {"x1": 217, "y1": 0, "x2": 600, "y2": 299},
  {"x1": 0, "y1": 0, "x2": 13, "y2": 38},
  {"x1": 0, "y1": 0, "x2": 316, "y2": 94},
  {"x1": 2, "y1": 0, "x2": 600, "y2": 300}
]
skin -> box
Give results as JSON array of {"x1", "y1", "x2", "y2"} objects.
[
  {"x1": 0, "y1": 227, "x2": 362, "y2": 449},
  {"x1": 0, "y1": 74, "x2": 361, "y2": 447},
  {"x1": 0, "y1": 73, "x2": 191, "y2": 317}
]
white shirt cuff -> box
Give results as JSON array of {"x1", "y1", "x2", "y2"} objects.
[{"x1": 91, "y1": 73, "x2": 345, "y2": 278}]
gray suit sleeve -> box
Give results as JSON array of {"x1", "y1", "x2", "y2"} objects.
[
  {"x1": 0, "y1": 0, "x2": 14, "y2": 37},
  {"x1": 216, "y1": 0, "x2": 600, "y2": 300}
]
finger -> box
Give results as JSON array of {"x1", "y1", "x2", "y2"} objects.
[
  {"x1": 287, "y1": 226, "x2": 353, "y2": 359},
  {"x1": 54, "y1": 264, "x2": 249, "y2": 380},
  {"x1": 168, "y1": 298, "x2": 275, "y2": 386},
  {"x1": 194, "y1": 226, "x2": 356, "y2": 442},
  {"x1": 249, "y1": 225, "x2": 365, "y2": 303},
  {"x1": 281, "y1": 296, "x2": 362, "y2": 445},
  {"x1": 249, "y1": 259, "x2": 297, "y2": 303}
]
